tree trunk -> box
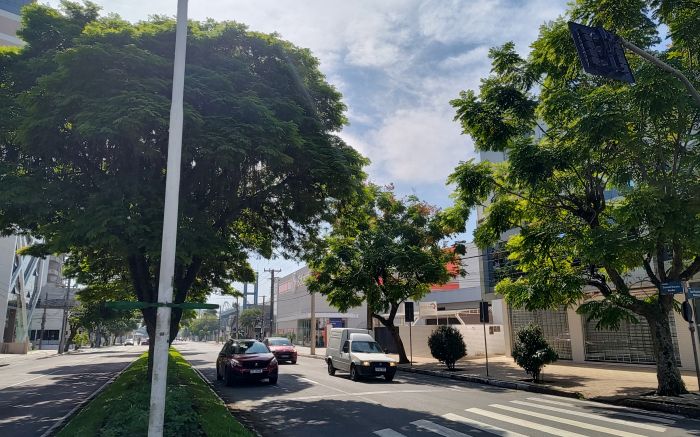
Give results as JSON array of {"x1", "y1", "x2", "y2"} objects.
[{"x1": 647, "y1": 310, "x2": 687, "y2": 396}]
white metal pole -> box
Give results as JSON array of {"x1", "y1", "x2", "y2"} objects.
[
  {"x1": 147, "y1": 1, "x2": 188, "y2": 435},
  {"x1": 682, "y1": 281, "x2": 700, "y2": 390},
  {"x1": 310, "y1": 292, "x2": 316, "y2": 355}
]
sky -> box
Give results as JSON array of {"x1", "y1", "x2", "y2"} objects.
[{"x1": 45, "y1": 0, "x2": 571, "y2": 304}]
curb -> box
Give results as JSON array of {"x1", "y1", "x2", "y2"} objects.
[
  {"x1": 39, "y1": 359, "x2": 132, "y2": 437},
  {"x1": 613, "y1": 398, "x2": 700, "y2": 419},
  {"x1": 298, "y1": 353, "x2": 325, "y2": 361},
  {"x1": 190, "y1": 366, "x2": 262, "y2": 437}
]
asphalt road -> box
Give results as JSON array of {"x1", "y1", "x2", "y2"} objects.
[
  {"x1": 178, "y1": 341, "x2": 700, "y2": 437},
  {"x1": 0, "y1": 345, "x2": 145, "y2": 437}
]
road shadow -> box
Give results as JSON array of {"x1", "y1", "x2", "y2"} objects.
[
  {"x1": 232, "y1": 397, "x2": 494, "y2": 437},
  {"x1": 0, "y1": 360, "x2": 133, "y2": 437}
]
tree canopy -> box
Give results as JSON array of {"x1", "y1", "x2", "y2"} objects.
[
  {"x1": 0, "y1": 1, "x2": 366, "y2": 370},
  {"x1": 307, "y1": 185, "x2": 464, "y2": 363},
  {"x1": 447, "y1": 0, "x2": 699, "y2": 395}
]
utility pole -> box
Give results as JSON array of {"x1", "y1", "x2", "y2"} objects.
[
  {"x1": 38, "y1": 281, "x2": 49, "y2": 350},
  {"x1": 58, "y1": 270, "x2": 71, "y2": 354},
  {"x1": 148, "y1": 0, "x2": 188, "y2": 435},
  {"x1": 262, "y1": 296, "x2": 266, "y2": 338},
  {"x1": 235, "y1": 298, "x2": 240, "y2": 339},
  {"x1": 682, "y1": 281, "x2": 700, "y2": 389},
  {"x1": 310, "y1": 291, "x2": 316, "y2": 355},
  {"x1": 264, "y1": 269, "x2": 281, "y2": 336}
]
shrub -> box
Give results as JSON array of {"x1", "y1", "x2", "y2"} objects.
[
  {"x1": 428, "y1": 326, "x2": 467, "y2": 370},
  {"x1": 512, "y1": 323, "x2": 558, "y2": 382}
]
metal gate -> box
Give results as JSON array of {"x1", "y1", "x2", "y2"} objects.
[
  {"x1": 510, "y1": 307, "x2": 572, "y2": 360},
  {"x1": 583, "y1": 313, "x2": 681, "y2": 365}
]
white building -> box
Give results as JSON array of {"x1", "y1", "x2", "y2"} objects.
[
  {"x1": 275, "y1": 266, "x2": 368, "y2": 348},
  {"x1": 0, "y1": 1, "x2": 31, "y2": 46}
]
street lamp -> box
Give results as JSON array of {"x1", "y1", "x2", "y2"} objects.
[{"x1": 148, "y1": 0, "x2": 188, "y2": 435}]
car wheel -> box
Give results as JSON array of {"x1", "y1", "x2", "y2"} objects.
[
  {"x1": 269, "y1": 375, "x2": 278, "y2": 384},
  {"x1": 216, "y1": 365, "x2": 223, "y2": 381},
  {"x1": 384, "y1": 373, "x2": 394, "y2": 382},
  {"x1": 224, "y1": 368, "x2": 235, "y2": 387},
  {"x1": 350, "y1": 364, "x2": 360, "y2": 381},
  {"x1": 327, "y1": 360, "x2": 336, "y2": 376},
  {"x1": 291, "y1": 359, "x2": 297, "y2": 365}
]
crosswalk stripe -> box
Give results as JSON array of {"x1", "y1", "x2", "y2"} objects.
[
  {"x1": 492, "y1": 404, "x2": 647, "y2": 437},
  {"x1": 510, "y1": 400, "x2": 666, "y2": 432},
  {"x1": 443, "y1": 413, "x2": 528, "y2": 437},
  {"x1": 466, "y1": 407, "x2": 589, "y2": 437},
  {"x1": 538, "y1": 395, "x2": 686, "y2": 420},
  {"x1": 411, "y1": 419, "x2": 472, "y2": 437},
  {"x1": 526, "y1": 397, "x2": 676, "y2": 425},
  {"x1": 373, "y1": 428, "x2": 407, "y2": 437}
]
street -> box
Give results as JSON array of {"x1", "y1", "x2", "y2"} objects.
[
  {"x1": 178, "y1": 342, "x2": 700, "y2": 437},
  {"x1": 0, "y1": 345, "x2": 145, "y2": 437}
]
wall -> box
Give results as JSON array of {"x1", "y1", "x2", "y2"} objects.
[{"x1": 397, "y1": 324, "x2": 505, "y2": 359}]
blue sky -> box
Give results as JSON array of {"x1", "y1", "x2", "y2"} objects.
[{"x1": 46, "y1": 0, "x2": 571, "y2": 303}]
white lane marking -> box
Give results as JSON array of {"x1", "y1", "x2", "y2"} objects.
[
  {"x1": 467, "y1": 407, "x2": 589, "y2": 437},
  {"x1": 492, "y1": 404, "x2": 647, "y2": 437},
  {"x1": 510, "y1": 400, "x2": 665, "y2": 432},
  {"x1": 443, "y1": 413, "x2": 528, "y2": 437},
  {"x1": 526, "y1": 397, "x2": 676, "y2": 425},
  {"x1": 411, "y1": 419, "x2": 472, "y2": 437},
  {"x1": 374, "y1": 429, "x2": 407, "y2": 437},
  {"x1": 538, "y1": 395, "x2": 686, "y2": 420},
  {"x1": 299, "y1": 377, "x2": 318, "y2": 384}
]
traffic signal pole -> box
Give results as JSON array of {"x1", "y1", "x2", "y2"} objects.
[{"x1": 147, "y1": 0, "x2": 188, "y2": 435}]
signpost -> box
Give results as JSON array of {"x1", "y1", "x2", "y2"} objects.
[
  {"x1": 682, "y1": 282, "x2": 700, "y2": 389},
  {"x1": 405, "y1": 301, "x2": 414, "y2": 366},
  {"x1": 479, "y1": 301, "x2": 490, "y2": 377},
  {"x1": 660, "y1": 281, "x2": 684, "y2": 295}
]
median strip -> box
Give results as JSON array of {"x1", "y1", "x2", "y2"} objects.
[{"x1": 55, "y1": 349, "x2": 252, "y2": 437}]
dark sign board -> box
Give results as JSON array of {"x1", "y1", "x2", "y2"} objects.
[
  {"x1": 568, "y1": 21, "x2": 635, "y2": 84},
  {"x1": 405, "y1": 302, "x2": 415, "y2": 323},
  {"x1": 479, "y1": 301, "x2": 490, "y2": 324}
]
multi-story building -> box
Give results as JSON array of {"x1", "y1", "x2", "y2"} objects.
[
  {"x1": 0, "y1": 1, "x2": 31, "y2": 46},
  {"x1": 275, "y1": 266, "x2": 368, "y2": 348},
  {"x1": 477, "y1": 149, "x2": 700, "y2": 371}
]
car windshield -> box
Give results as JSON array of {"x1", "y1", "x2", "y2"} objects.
[
  {"x1": 231, "y1": 341, "x2": 269, "y2": 354},
  {"x1": 351, "y1": 341, "x2": 383, "y2": 353},
  {"x1": 269, "y1": 339, "x2": 291, "y2": 346}
]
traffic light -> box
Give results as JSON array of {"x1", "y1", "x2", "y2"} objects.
[
  {"x1": 405, "y1": 302, "x2": 414, "y2": 323},
  {"x1": 682, "y1": 301, "x2": 694, "y2": 323},
  {"x1": 479, "y1": 301, "x2": 490, "y2": 323}
]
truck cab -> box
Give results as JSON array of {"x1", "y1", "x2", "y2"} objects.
[{"x1": 325, "y1": 328, "x2": 397, "y2": 381}]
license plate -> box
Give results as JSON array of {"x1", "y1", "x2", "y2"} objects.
[
  {"x1": 250, "y1": 369, "x2": 263, "y2": 374},
  {"x1": 375, "y1": 367, "x2": 386, "y2": 372}
]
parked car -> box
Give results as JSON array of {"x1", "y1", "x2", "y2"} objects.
[
  {"x1": 124, "y1": 339, "x2": 134, "y2": 346},
  {"x1": 326, "y1": 328, "x2": 397, "y2": 381},
  {"x1": 263, "y1": 337, "x2": 298, "y2": 364},
  {"x1": 141, "y1": 338, "x2": 149, "y2": 346},
  {"x1": 217, "y1": 339, "x2": 278, "y2": 385}
]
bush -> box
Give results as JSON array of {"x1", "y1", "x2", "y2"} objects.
[
  {"x1": 512, "y1": 323, "x2": 558, "y2": 382},
  {"x1": 428, "y1": 326, "x2": 467, "y2": 370}
]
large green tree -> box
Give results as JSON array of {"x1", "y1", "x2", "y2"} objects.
[
  {"x1": 0, "y1": 2, "x2": 365, "y2": 372},
  {"x1": 447, "y1": 0, "x2": 699, "y2": 395},
  {"x1": 307, "y1": 185, "x2": 464, "y2": 363}
]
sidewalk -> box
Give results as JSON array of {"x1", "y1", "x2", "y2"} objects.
[{"x1": 295, "y1": 346, "x2": 700, "y2": 415}]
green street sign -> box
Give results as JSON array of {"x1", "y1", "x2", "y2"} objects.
[{"x1": 105, "y1": 301, "x2": 219, "y2": 310}]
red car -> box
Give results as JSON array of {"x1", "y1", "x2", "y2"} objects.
[
  {"x1": 263, "y1": 337, "x2": 298, "y2": 364},
  {"x1": 216, "y1": 339, "x2": 278, "y2": 385}
]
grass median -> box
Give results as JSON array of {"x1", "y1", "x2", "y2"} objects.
[{"x1": 57, "y1": 349, "x2": 251, "y2": 437}]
